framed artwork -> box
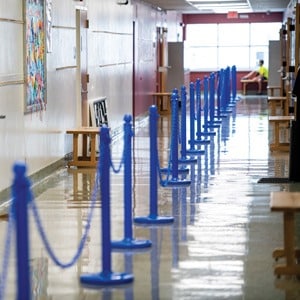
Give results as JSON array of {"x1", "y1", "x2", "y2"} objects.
[{"x1": 25, "y1": 0, "x2": 46, "y2": 113}]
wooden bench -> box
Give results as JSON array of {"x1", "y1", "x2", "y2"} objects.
[
  {"x1": 267, "y1": 85, "x2": 281, "y2": 96},
  {"x1": 268, "y1": 116, "x2": 294, "y2": 152},
  {"x1": 66, "y1": 127, "x2": 100, "y2": 168},
  {"x1": 270, "y1": 191, "x2": 300, "y2": 277},
  {"x1": 240, "y1": 79, "x2": 268, "y2": 95},
  {"x1": 267, "y1": 96, "x2": 288, "y2": 116},
  {"x1": 151, "y1": 92, "x2": 172, "y2": 115}
]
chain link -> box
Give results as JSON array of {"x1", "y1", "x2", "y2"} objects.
[
  {"x1": 110, "y1": 144, "x2": 125, "y2": 174},
  {"x1": 157, "y1": 128, "x2": 173, "y2": 187},
  {"x1": 29, "y1": 173, "x2": 99, "y2": 269}
]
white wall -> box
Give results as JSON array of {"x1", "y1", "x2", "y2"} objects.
[
  {"x1": 88, "y1": 0, "x2": 133, "y2": 135},
  {"x1": 0, "y1": 0, "x2": 26, "y2": 189},
  {"x1": 0, "y1": 0, "x2": 133, "y2": 193},
  {"x1": 0, "y1": 0, "x2": 179, "y2": 196}
]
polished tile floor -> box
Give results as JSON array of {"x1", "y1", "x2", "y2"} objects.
[{"x1": 2, "y1": 94, "x2": 300, "y2": 299}]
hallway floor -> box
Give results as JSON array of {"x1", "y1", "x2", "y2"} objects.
[{"x1": 2, "y1": 94, "x2": 300, "y2": 299}]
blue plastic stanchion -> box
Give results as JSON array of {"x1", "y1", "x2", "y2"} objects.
[
  {"x1": 194, "y1": 78, "x2": 211, "y2": 145},
  {"x1": 111, "y1": 115, "x2": 152, "y2": 249},
  {"x1": 231, "y1": 65, "x2": 238, "y2": 102},
  {"x1": 13, "y1": 162, "x2": 31, "y2": 300},
  {"x1": 219, "y1": 69, "x2": 226, "y2": 115},
  {"x1": 179, "y1": 85, "x2": 197, "y2": 164},
  {"x1": 219, "y1": 69, "x2": 230, "y2": 115},
  {"x1": 222, "y1": 67, "x2": 233, "y2": 113},
  {"x1": 216, "y1": 71, "x2": 227, "y2": 119},
  {"x1": 80, "y1": 126, "x2": 134, "y2": 286},
  {"x1": 187, "y1": 82, "x2": 205, "y2": 155},
  {"x1": 162, "y1": 90, "x2": 191, "y2": 187},
  {"x1": 208, "y1": 73, "x2": 222, "y2": 127},
  {"x1": 161, "y1": 89, "x2": 190, "y2": 175},
  {"x1": 202, "y1": 77, "x2": 216, "y2": 137},
  {"x1": 134, "y1": 105, "x2": 174, "y2": 225}
]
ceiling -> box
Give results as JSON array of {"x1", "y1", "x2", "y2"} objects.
[{"x1": 142, "y1": 0, "x2": 291, "y2": 14}]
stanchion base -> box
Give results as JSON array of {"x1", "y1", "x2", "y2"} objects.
[
  {"x1": 186, "y1": 148, "x2": 205, "y2": 155},
  {"x1": 160, "y1": 167, "x2": 189, "y2": 175},
  {"x1": 220, "y1": 109, "x2": 232, "y2": 114},
  {"x1": 194, "y1": 138, "x2": 211, "y2": 145},
  {"x1": 111, "y1": 238, "x2": 152, "y2": 249},
  {"x1": 212, "y1": 118, "x2": 223, "y2": 124},
  {"x1": 217, "y1": 114, "x2": 228, "y2": 118},
  {"x1": 201, "y1": 131, "x2": 216, "y2": 137},
  {"x1": 179, "y1": 156, "x2": 198, "y2": 164},
  {"x1": 203, "y1": 124, "x2": 221, "y2": 129},
  {"x1": 134, "y1": 215, "x2": 174, "y2": 225},
  {"x1": 165, "y1": 179, "x2": 191, "y2": 187},
  {"x1": 80, "y1": 271, "x2": 134, "y2": 286}
]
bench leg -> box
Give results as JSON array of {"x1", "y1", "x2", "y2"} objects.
[
  {"x1": 72, "y1": 134, "x2": 79, "y2": 165},
  {"x1": 90, "y1": 133, "x2": 97, "y2": 165},
  {"x1": 273, "y1": 212, "x2": 300, "y2": 277},
  {"x1": 269, "y1": 120, "x2": 290, "y2": 152},
  {"x1": 273, "y1": 122, "x2": 280, "y2": 149},
  {"x1": 243, "y1": 83, "x2": 246, "y2": 95}
]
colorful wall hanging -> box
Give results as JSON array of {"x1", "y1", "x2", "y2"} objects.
[{"x1": 25, "y1": 0, "x2": 46, "y2": 113}]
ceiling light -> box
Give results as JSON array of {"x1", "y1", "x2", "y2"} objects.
[{"x1": 187, "y1": 0, "x2": 252, "y2": 12}]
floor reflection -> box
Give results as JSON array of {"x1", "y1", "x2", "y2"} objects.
[{"x1": 2, "y1": 95, "x2": 300, "y2": 299}]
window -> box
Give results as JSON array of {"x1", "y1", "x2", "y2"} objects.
[{"x1": 184, "y1": 22, "x2": 282, "y2": 71}]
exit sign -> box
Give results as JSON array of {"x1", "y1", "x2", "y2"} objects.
[{"x1": 227, "y1": 11, "x2": 238, "y2": 19}]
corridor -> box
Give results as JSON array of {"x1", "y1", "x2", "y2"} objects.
[{"x1": 1, "y1": 94, "x2": 299, "y2": 300}]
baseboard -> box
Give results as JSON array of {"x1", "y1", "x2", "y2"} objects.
[
  {"x1": 0, "y1": 157, "x2": 67, "y2": 213},
  {"x1": 0, "y1": 114, "x2": 150, "y2": 214}
]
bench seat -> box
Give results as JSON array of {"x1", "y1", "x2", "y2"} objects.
[{"x1": 240, "y1": 79, "x2": 268, "y2": 95}]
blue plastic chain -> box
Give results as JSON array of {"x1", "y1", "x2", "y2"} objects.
[
  {"x1": 157, "y1": 149, "x2": 171, "y2": 187},
  {"x1": 29, "y1": 172, "x2": 99, "y2": 269},
  {"x1": 156, "y1": 91, "x2": 180, "y2": 187},
  {"x1": 110, "y1": 141, "x2": 126, "y2": 174}
]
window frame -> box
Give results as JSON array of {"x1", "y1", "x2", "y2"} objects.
[{"x1": 184, "y1": 22, "x2": 282, "y2": 71}]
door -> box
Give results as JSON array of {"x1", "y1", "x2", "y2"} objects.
[
  {"x1": 76, "y1": 9, "x2": 89, "y2": 126},
  {"x1": 156, "y1": 27, "x2": 168, "y2": 92}
]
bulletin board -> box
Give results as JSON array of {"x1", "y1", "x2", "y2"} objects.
[{"x1": 25, "y1": 0, "x2": 46, "y2": 113}]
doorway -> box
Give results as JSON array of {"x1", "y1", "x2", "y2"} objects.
[
  {"x1": 76, "y1": 9, "x2": 89, "y2": 126},
  {"x1": 156, "y1": 27, "x2": 168, "y2": 92}
]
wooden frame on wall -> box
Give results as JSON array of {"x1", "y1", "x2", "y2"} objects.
[{"x1": 25, "y1": 0, "x2": 47, "y2": 113}]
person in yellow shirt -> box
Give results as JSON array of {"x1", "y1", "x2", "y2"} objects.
[{"x1": 242, "y1": 59, "x2": 268, "y2": 95}]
